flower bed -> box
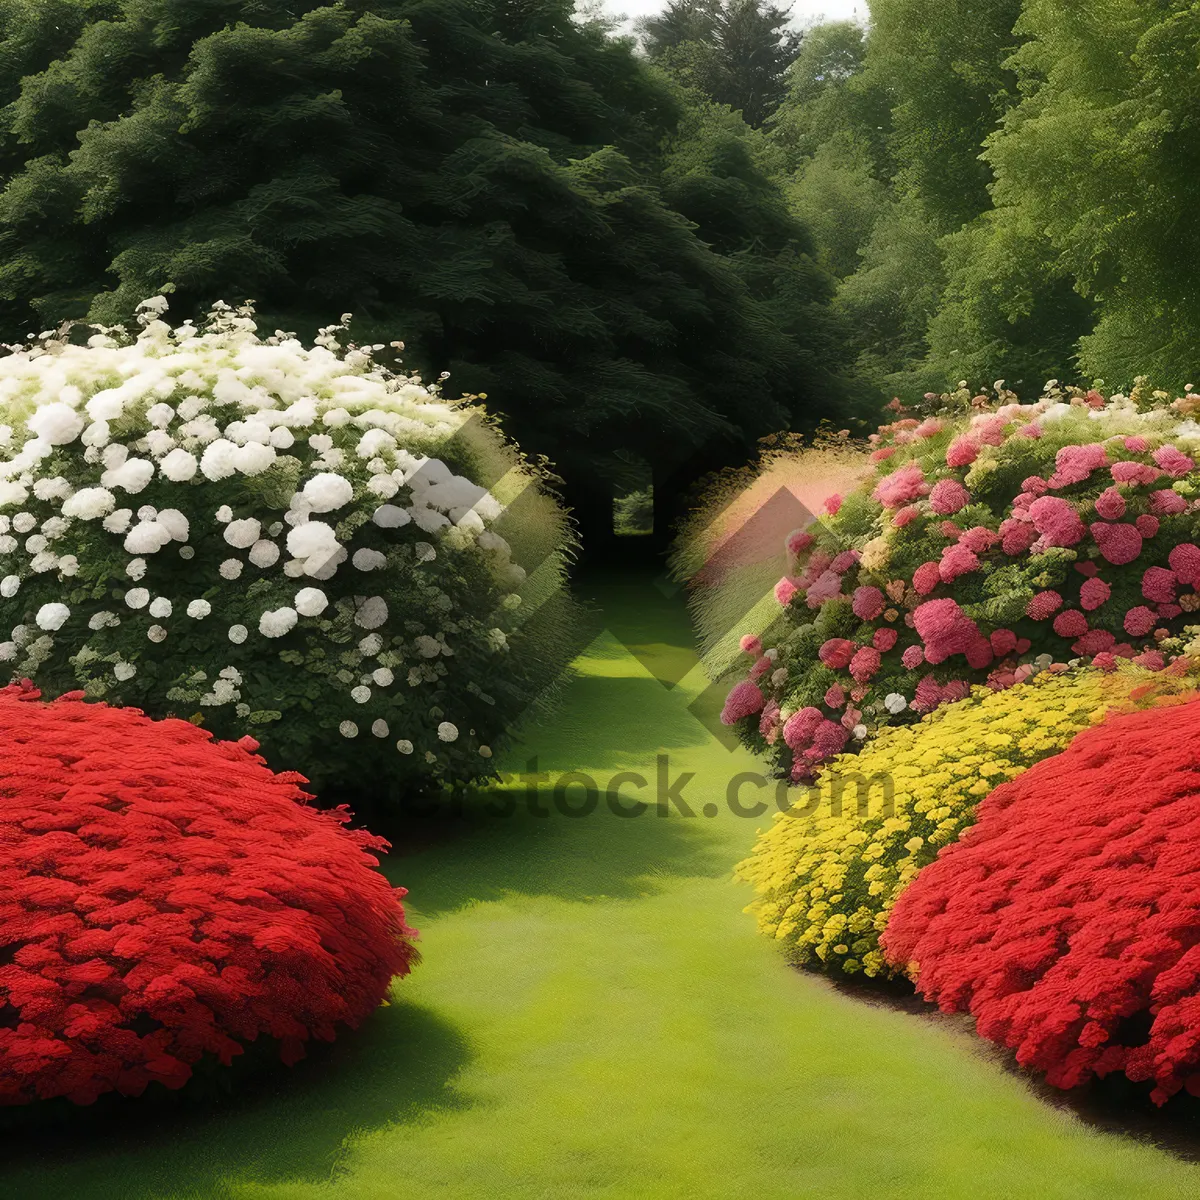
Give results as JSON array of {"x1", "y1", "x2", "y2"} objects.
[
  {"x1": 0, "y1": 299, "x2": 576, "y2": 794},
  {"x1": 735, "y1": 664, "x2": 1195, "y2": 977},
  {"x1": 706, "y1": 382, "x2": 1200, "y2": 781},
  {"x1": 0, "y1": 682, "x2": 416, "y2": 1107},
  {"x1": 882, "y1": 695, "x2": 1200, "y2": 1105}
]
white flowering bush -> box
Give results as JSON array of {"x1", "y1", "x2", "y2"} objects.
[{"x1": 0, "y1": 298, "x2": 578, "y2": 796}]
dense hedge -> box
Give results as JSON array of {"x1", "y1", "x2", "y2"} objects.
[
  {"x1": 883, "y1": 696, "x2": 1200, "y2": 1105},
  {"x1": 0, "y1": 299, "x2": 578, "y2": 795},
  {"x1": 0, "y1": 682, "x2": 415, "y2": 1107},
  {"x1": 735, "y1": 664, "x2": 1195, "y2": 977},
  {"x1": 692, "y1": 382, "x2": 1200, "y2": 780}
]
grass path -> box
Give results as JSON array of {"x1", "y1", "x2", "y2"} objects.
[{"x1": 3, "y1": 569, "x2": 1199, "y2": 1198}]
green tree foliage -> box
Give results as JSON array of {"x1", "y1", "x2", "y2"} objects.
[
  {"x1": 980, "y1": 0, "x2": 1200, "y2": 390},
  {"x1": 639, "y1": 0, "x2": 802, "y2": 128},
  {"x1": 0, "y1": 0, "x2": 856, "y2": 545}
]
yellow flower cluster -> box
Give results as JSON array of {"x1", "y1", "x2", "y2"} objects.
[{"x1": 735, "y1": 666, "x2": 1196, "y2": 977}]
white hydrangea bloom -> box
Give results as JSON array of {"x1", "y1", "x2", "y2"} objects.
[
  {"x1": 124, "y1": 521, "x2": 171, "y2": 554},
  {"x1": 396, "y1": 739, "x2": 414, "y2": 755},
  {"x1": 372, "y1": 667, "x2": 394, "y2": 686},
  {"x1": 102, "y1": 457, "x2": 155, "y2": 494},
  {"x1": 248, "y1": 539, "x2": 280, "y2": 568},
  {"x1": 351, "y1": 685, "x2": 371, "y2": 703},
  {"x1": 27, "y1": 403, "x2": 85, "y2": 446},
  {"x1": 302, "y1": 472, "x2": 353, "y2": 512},
  {"x1": 294, "y1": 587, "x2": 328, "y2": 617},
  {"x1": 437, "y1": 721, "x2": 458, "y2": 742},
  {"x1": 339, "y1": 720, "x2": 358, "y2": 738},
  {"x1": 186, "y1": 599, "x2": 212, "y2": 619},
  {"x1": 354, "y1": 596, "x2": 388, "y2": 629},
  {"x1": 148, "y1": 597, "x2": 172, "y2": 619},
  {"x1": 228, "y1": 624, "x2": 248, "y2": 644},
  {"x1": 219, "y1": 559, "x2": 244, "y2": 580},
  {"x1": 126, "y1": 558, "x2": 147, "y2": 580},
  {"x1": 35, "y1": 603, "x2": 69, "y2": 631},
  {"x1": 102, "y1": 508, "x2": 132, "y2": 533},
  {"x1": 224, "y1": 518, "x2": 261, "y2": 549},
  {"x1": 884, "y1": 693, "x2": 908, "y2": 714},
  {"x1": 359, "y1": 633, "x2": 383, "y2": 655},
  {"x1": 11, "y1": 513, "x2": 34, "y2": 534},
  {"x1": 371, "y1": 718, "x2": 389, "y2": 737},
  {"x1": 372, "y1": 503, "x2": 410, "y2": 528},
  {"x1": 352, "y1": 548, "x2": 386, "y2": 571},
  {"x1": 156, "y1": 508, "x2": 189, "y2": 541},
  {"x1": 124, "y1": 588, "x2": 150, "y2": 609},
  {"x1": 259, "y1": 607, "x2": 298, "y2": 638},
  {"x1": 113, "y1": 661, "x2": 136, "y2": 681},
  {"x1": 0, "y1": 576, "x2": 18, "y2": 598},
  {"x1": 147, "y1": 625, "x2": 167, "y2": 643}
]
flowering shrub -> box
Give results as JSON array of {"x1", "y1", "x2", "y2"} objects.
[
  {"x1": 734, "y1": 665, "x2": 1193, "y2": 978},
  {"x1": 882, "y1": 696, "x2": 1200, "y2": 1105},
  {"x1": 0, "y1": 681, "x2": 416, "y2": 1107},
  {"x1": 0, "y1": 299, "x2": 576, "y2": 794},
  {"x1": 707, "y1": 381, "x2": 1200, "y2": 780}
]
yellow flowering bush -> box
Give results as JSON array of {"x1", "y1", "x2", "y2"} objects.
[{"x1": 735, "y1": 665, "x2": 1199, "y2": 977}]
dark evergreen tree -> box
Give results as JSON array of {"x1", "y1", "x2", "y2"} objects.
[{"x1": 0, "y1": 0, "x2": 855, "y2": 549}]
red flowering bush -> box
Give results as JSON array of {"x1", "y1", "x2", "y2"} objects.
[
  {"x1": 882, "y1": 696, "x2": 1200, "y2": 1105},
  {"x1": 700, "y1": 379, "x2": 1200, "y2": 780},
  {"x1": 0, "y1": 682, "x2": 417, "y2": 1107}
]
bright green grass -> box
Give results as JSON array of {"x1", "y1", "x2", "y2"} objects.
[{"x1": 3, "y1": 570, "x2": 1199, "y2": 1198}]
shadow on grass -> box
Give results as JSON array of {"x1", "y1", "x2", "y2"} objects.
[
  {"x1": 378, "y1": 781, "x2": 734, "y2": 919},
  {"x1": 823, "y1": 968, "x2": 1200, "y2": 1166},
  {"x1": 0, "y1": 1000, "x2": 472, "y2": 1200}
]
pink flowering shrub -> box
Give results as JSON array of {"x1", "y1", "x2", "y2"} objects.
[{"x1": 708, "y1": 380, "x2": 1200, "y2": 780}]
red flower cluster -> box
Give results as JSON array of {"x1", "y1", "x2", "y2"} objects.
[
  {"x1": 882, "y1": 697, "x2": 1200, "y2": 1105},
  {"x1": 0, "y1": 683, "x2": 417, "y2": 1106}
]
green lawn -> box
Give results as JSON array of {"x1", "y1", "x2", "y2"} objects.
[{"x1": 3, "y1": 568, "x2": 1199, "y2": 1198}]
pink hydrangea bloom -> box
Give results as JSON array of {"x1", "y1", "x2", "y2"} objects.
[
  {"x1": 939, "y1": 521, "x2": 962, "y2": 540},
  {"x1": 999, "y1": 518, "x2": 1037, "y2": 555},
  {"x1": 782, "y1": 707, "x2": 823, "y2": 751},
  {"x1": 818, "y1": 638, "x2": 856, "y2": 669},
  {"x1": 1026, "y1": 590, "x2": 1063, "y2": 621},
  {"x1": 1135, "y1": 514, "x2": 1160, "y2": 539},
  {"x1": 1028, "y1": 495, "x2": 1086, "y2": 546},
  {"x1": 959, "y1": 526, "x2": 1000, "y2": 553},
  {"x1": 852, "y1": 585, "x2": 886, "y2": 621},
  {"x1": 913, "y1": 561, "x2": 942, "y2": 595},
  {"x1": 1111, "y1": 461, "x2": 1161, "y2": 486},
  {"x1": 1123, "y1": 606, "x2": 1157, "y2": 637},
  {"x1": 1021, "y1": 476, "x2": 1049, "y2": 497},
  {"x1": 971, "y1": 415, "x2": 1006, "y2": 446},
  {"x1": 945, "y1": 437, "x2": 978, "y2": 468},
  {"x1": 721, "y1": 680, "x2": 765, "y2": 724},
  {"x1": 1017, "y1": 423, "x2": 1043, "y2": 439},
  {"x1": 849, "y1": 646, "x2": 881, "y2": 683},
  {"x1": 1075, "y1": 560, "x2": 1099, "y2": 577},
  {"x1": 824, "y1": 494, "x2": 843, "y2": 515},
  {"x1": 1153, "y1": 445, "x2": 1195, "y2": 476},
  {"x1": 798, "y1": 550, "x2": 832, "y2": 587},
  {"x1": 965, "y1": 637, "x2": 994, "y2": 670},
  {"x1": 990, "y1": 628, "x2": 1017, "y2": 656},
  {"x1": 824, "y1": 684, "x2": 846, "y2": 709},
  {"x1": 1073, "y1": 629, "x2": 1116, "y2": 657},
  {"x1": 1052, "y1": 610, "x2": 1088, "y2": 638},
  {"x1": 750, "y1": 655, "x2": 773, "y2": 681},
  {"x1": 805, "y1": 570, "x2": 842, "y2": 607},
  {"x1": 1091, "y1": 522, "x2": 1143, "y2": 565},
  {"x1": 913, "y1": 598, "x2": 981, "y2": 664},
  {"x1": 1133, "y1": 650, "x2": 1166, "y2": 671},
  {"x1": 1142, "y1": 566, "x2": 1177, "y2": 604},
  {"x1": 929, "y1": 478, "x2": 971, "y2": 515},
  {"x1": 1094, "y1": 487, "x2": 1126, "y2": 520},
  {"x1": 774, "y1": 577, "x2": 799, "y2": 607},
  {"x1": 901, "y1": 645, "x2": 925, "y2": 670},
  {"x1": 786, "y1": 530, "x2": 814, "y2": 557},
  {"x1": 892, "y1": 505, "x2": 920, "y2": 528},
  {"x1": 739, "y1": 634, "x2": 763, "y2": 656},
  {"x1": 759, "y1": 699, "x2": 781, "y2": 740},
  {"x1": 1150, "y1": 489, "x2": 1188, "y2": 516},
  {"x1": 830, "y1": 549, "x2": 860, "y2": 574},
  {"x1": 872, "y1": 463, "x2": 929, "y2": 509},
  {"x1": 840, "y1": 707, "x2": 863, "y2": 732},
  {"x1": 1092, "y1": 652, "x2": 1117, "y2": 672},
  {"x1": 873, "y1": 627, "x2": 898, "y2": 652},
  {"x1": 1048, "y1": 443, "x2": 1108, "y2": 488},
  {"x1": 1169, "y1": 543, "x2": 1200, "y2": 586},
  {"x1": 915, "y1": 419, "x2": 943, "y2": 438},
  {"x1": 1079, "y1": 577, "x2": 1111, "y2": 611},
  {"x1": 939, "y1": 542, "x2": 979, "y2": 582},
  {"x1": 1124, "y1": 436, "x2": 1149, "y2": 453},
  {"x1": 1159, "y1": 603, "x2": 1183, "y2": 620},
  {"x1": 870, "y1": 447, "x2": 896, "y2": 463}
]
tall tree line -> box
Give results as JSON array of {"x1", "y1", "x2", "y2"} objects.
[{"x1": 0, "y1": 0, "x2": 860, "y2": 550}]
